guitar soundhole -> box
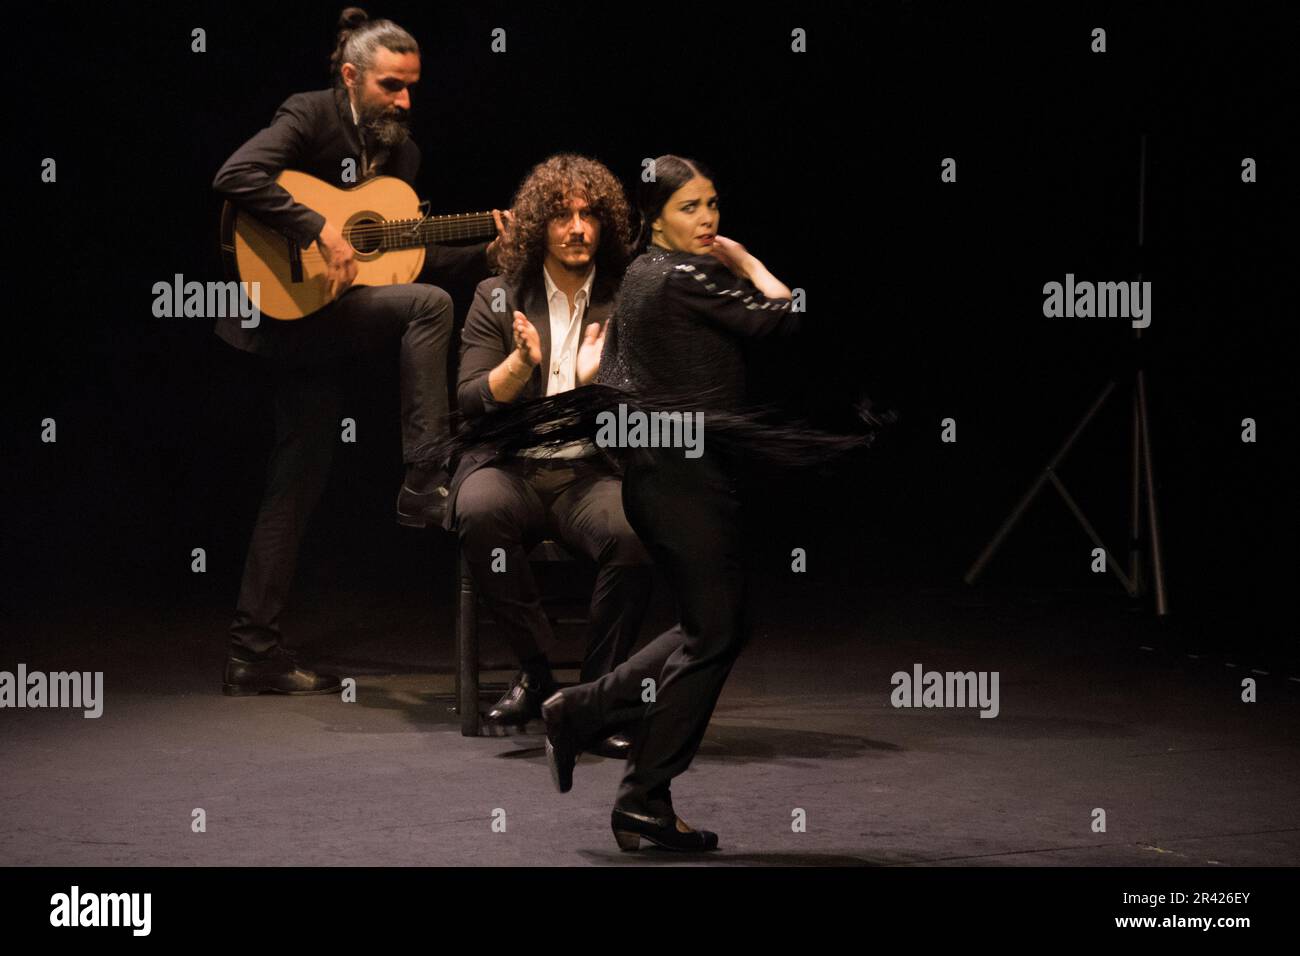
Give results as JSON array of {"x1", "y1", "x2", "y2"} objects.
[{"x1": 345, "y1": 215, "x2": 384, "y2": 257}]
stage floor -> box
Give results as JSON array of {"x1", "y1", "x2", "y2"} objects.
[{"x1": 2, "y1": 581, "x2": 1297, "y2": 866}]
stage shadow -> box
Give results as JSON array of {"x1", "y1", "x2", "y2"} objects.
[
  {"x1": 315, "y1": 657, "x2": 453, "y2": 677},
  {"x1": 350, "y1": 680, "x2": 1142, "y2": 747},
  {"x1": 489, "y1": 724, "x2": 899, "y2": 764},
  {"x1": 575, "y1": 848, "x2": 882, "y2": 866},
  {"x1": 694, "y1": 723, "x2": 900, "y2": 762}
]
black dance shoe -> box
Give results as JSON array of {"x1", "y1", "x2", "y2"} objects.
[
  {"x1": 610, "y1": 808, "x2": 720, "y2": 852},
  {"x1": 585, "y1": 731, "x2": 632, "y2": 759},
  {"x1": 485, "y1": 670, "x2": 557, "y2": 726},
  {"x1": 541, "y1": 691, "x2": 581, "y2": 793},
  {"x1": 395, "y1": 478, "x2": 450, "y2": 528},
  {"x1": 222, "y1": 646, "x2": 342, "y2": 696}
]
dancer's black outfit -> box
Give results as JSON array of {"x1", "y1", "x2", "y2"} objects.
[
  {"x1": 565, "y1": 247, "x2": 798, "y2": 828},
  {"x1": 432, "y1": 243, "x2": 885, "y2": 848}
]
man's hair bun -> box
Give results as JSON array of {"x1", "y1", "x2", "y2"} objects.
[
  {"x1": 338, "y1": 7, "x2": 369, "y2": 31},
  {"x1": 329, "y1": 8, "x2": 418, "y2": 84}
]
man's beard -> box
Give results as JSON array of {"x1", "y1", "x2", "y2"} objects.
[
  {"x1": 556, "y1": 243, "x2": 594, "y2": 271},
  {"x1": 358, "y1": 99, "x2": 411, "y2": 148}
]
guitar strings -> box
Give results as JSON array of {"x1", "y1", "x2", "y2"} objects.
[
  {"x1": 295, "y1": 226, "x2": 496, "y2": 256},
  {"x1": 341, "y1": 214, "x2": 496, "y2": 234},
  {"x1": 296, "y1": 217, "x2": 497, "y2": 259},
  {"x1": 327, "y1": 220, "x2": 497, "y2": 248},
  {"x1": 247, "y1": 214, "x2": 499, "y2": 264}
]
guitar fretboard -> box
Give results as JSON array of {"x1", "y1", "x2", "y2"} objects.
[{"x1": 347, "y1": 213, "x2": 497, "y2": 251}]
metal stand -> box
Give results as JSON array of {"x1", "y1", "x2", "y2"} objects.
[{"x1": 964, "y1": 134, "x2": 1169, "y2": 617}]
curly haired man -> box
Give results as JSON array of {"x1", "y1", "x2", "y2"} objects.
[{"x1": 441, "y1": 155, "x2": 652, "y2": 755}]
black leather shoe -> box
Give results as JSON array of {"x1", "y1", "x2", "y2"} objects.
[
  {"x1": 586, "y1": 731, "x2": 632, "y2": 759},
  {"x1": 396, "y1": 481, "x2": 450, "y2": 528},
  {"x1": 541, "y1": 691, "x2": 580, "y2": 793},
  {"x1": 222, "y1": 646, "x2": 342, "y2": 696},
  {"x1": 484, "y1": 670, "x2": 557, "y2": 726},
  {"x1": 610, "y1": 807, "x2": 719, "y2": 852}
]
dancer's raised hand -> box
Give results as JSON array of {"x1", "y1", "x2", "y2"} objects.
[{"x1": 707, "y1": 235, "x2": 752, "y2": 278}]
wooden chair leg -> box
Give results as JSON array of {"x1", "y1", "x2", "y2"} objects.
[
  {"x1": 457, "y1": 551, "x2": 480, "y2": 736},
  {"x1": 452, "y1": 549, "x2": 461, "y2": 716}
]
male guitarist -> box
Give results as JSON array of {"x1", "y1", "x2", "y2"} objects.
[{"x1": 213, "y1": 8, "x2": 508, "y2": 695}]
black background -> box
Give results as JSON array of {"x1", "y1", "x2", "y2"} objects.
[{"x1": 7, "y1": 2, "x2": 1295, "y2": 664}]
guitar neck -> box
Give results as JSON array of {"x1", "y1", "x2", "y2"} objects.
[{"x1": 359, "y1": 212, "x2": 497, "y2": 252}]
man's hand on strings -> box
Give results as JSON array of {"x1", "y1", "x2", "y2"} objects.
[{"x1": 316, "y1": 221, "x2": 357, "y2": 301}]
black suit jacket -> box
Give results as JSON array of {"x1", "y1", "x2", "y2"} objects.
[
  {"x1": 444, "y1": 269, "x2": 620, "y2": 529},
  {"x1": 212, "y1": 87, "x2": 490, "y2": 357}
]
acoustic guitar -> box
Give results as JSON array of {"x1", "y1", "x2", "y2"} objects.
[{"x1": 220, "y1": 169, "x2": 497, "y2": 320}]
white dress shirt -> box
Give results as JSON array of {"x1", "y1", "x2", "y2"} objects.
[
  {"x1": 518, "y1": 263, "x2": 597, "y2": 459},
  {"x1": 542, "y1": 262, "x2": 595, "y2": 395}
]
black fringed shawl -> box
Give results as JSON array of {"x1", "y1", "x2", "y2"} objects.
[{"x1": 420, "y1": 247, "x2": 897, "y2": 470}]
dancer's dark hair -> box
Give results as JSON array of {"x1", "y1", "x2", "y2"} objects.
[{"x1": 633, "y1": 155, "x2": 716, "y2": 251}]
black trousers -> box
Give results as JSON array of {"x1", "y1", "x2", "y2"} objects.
[
  {"x1": 562, "y1": 445, "x2": 751, "y2": 817},
  {"x1": 453, "y1": 455, "x2": 653, "y2": 683},
  {"x1": 228, "y1": 283, "x2": 453, "y2": 656}
]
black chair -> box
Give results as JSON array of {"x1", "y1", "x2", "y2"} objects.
[{"x1": 453, "y1": 539, "x2": 588, "y2": 736}]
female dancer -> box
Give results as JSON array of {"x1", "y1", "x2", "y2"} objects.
[
  {"x1": 438, "y1": 155, "x2": 885, "y2": 851},
  {"x1": 545, "y1": 155, "x2": 799, "y2": 851}
]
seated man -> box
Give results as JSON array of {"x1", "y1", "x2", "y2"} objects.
[{"x1": 448, "y1": 155, "x2": 652, "y2": 755}]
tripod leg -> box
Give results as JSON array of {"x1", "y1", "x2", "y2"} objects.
[
  {"x1": 1136, "y1": 370, "x2": 1170, "y2": 616},
  {"x1": 964, "y1": 470, "x2": 1051, "y2": 586},
  {"x1": 965, "y1": 380, "x2": 1117, "y2": 584},
  {"x1": 1130, "y1": 383, "x2": 1145, "y2": 597}
]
